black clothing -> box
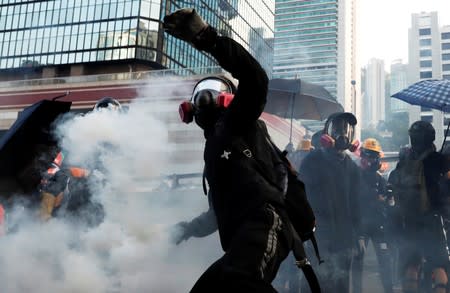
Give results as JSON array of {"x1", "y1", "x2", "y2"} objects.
[
  {"x1": 389, "y1": 147, "x2": 450, "y2": 290},
  {"x1": 353, "y1": 169, "x2": 394, "y2": 293},
  {"x1": 188, "y1": 34, "x2": 294, "y2": 292},
  {"x1": 41, "y1": 168, "x2": 104, "y2": 227},
  {"x1": 202, "y1": 36, "x2": 288, "y2": 251},
  {"x1": 298, "y1": 148, "x2": 362, "y2": 292},
  {"x1": 299, "y1": 148, "x2": 362, "y2": 251},
  {"x1": 190, "y1": 204, "x2": 290, "y2": 293}
]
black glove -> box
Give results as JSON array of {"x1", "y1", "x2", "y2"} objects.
[
  {"x1": 171, "y1": 221, "x2": 192, "y2": 245},
  {"x1": 163, "y1": 8, "x2": 217, "y2": 50},
  {"x1": 163, "y1": 8, "x2": 207, "y2": 43}
]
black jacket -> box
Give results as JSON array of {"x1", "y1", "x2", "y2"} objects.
[
  {"x1": 202, "y1": 36, "x2": 286, "y2": 250},
  {"x1": 359, "y1": 169, "x2": 389, "y2": 233},
  {"x1": 298, "y1": 148, "x2": 362, "y2": 252},
  {"x1": 389, "y1": 148, "x2": 449, "y2": 216}
]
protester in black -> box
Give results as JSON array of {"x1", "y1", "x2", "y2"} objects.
[
  {"x1": 298, "y1": 112, "x2": 363, "y2": 293},
  {"x1": 389, "y1": 121, "x2": 450, "y2": 293},
  {"x1": 352, "y1": 138, "x2": 394, "y2": 293},
  {"x1": 163, "y1": 8, "x2": 297, "y2": 293}
]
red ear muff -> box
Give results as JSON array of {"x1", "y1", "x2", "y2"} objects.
[
  {"x1": 217, "y1": 92, "x2": 234, "y2": 108},
  {"x1": 320, "y1": 134, "x2": 335, "y2": 148},
  {"x1": 348, "y1": 140, "x2": 360, "y2": 152},
  {"x1": 179, "y1": 101, "x2": 194, "y2": 124}
]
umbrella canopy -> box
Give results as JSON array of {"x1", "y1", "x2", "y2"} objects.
[
  {"x1": 0, "y1": 99, "x2": 71, "y2": 196},
  {"x1": 391, "y1": 79, "x2": 450, "y2": 112},
  {"x1": 392, "y1": 79, "x2": 450, "y2": 151},
  {"x1": 266, "y1": 78, "x2": 344, "y2": 121}
]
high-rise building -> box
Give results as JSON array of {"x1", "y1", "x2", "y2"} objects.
[
  {"x1": 442, "y1": 25, "x2": 450, "y2": 80},
  {"x1": 272, "y1": 0, "x2": 360, "y2": 125},
  {"x1": 389, "y1": 59, "x2": 409, "y2": 114},
  {"x1": 362, "y1": 58, "x2": 385, "y2": 129},
  {"x1": 0, "y1": 0, "x2": 275, "y2": 80},
  {"x1": 408, "y1": 11, "x2": 448, "y2": 148}
]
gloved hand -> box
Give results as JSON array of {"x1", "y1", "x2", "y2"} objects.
[
  {"x1": 170, "y1": 221, "x2": 192, "y2": 245},
  {"x1": 163, "y1": 8, "x2": 208, "y2": 44}
]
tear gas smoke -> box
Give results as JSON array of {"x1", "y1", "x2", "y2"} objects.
[{"x1": 0, "y1": 82, "x2": 221, "y2": 292}]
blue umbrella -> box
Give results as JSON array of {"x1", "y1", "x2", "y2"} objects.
[{"x1": 392, "y1": 79, "x2": 450, "y2": 150}]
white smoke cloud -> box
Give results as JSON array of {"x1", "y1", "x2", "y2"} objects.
[{"x1": 0, "y1": 82, "x2": 221, "y2": 292}]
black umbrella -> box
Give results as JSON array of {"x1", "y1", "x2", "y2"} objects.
[
  {"x1": 0, "y1": 99, "x2": 71, "y2": 196},
  {"x1": 266, "y1": 78, "x2": 344, "y2": 143}
]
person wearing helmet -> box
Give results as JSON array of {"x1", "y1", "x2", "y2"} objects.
[
  {"x1": 388, "y1": 121, "x2": 450, "y2": 293},
  {"x1": 286, "y1": 138, "x2": 314, "y2": 173},
  {"x1": 298, "y1": 112, "x2": 363, "y2": 293},
  {"x1": 93, "y1": 97, "x2": 122, "y2": 112},
  {"x1": 352, "y1": 138, "x2": 394, "y2": 293},
  {"x1": 38, "y1": 151, "x2": 105, "y2": 227},
  {"x1": 163, "y1": 8, "x2": 312, "y2": 293}
]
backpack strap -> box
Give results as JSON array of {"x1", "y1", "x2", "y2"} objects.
[
  {"x1": 291, "y1": 223, "x2": 322, "y2": 292},
  {"x1": 232, "y1": 135, "x2": 322, "y2": 291}
]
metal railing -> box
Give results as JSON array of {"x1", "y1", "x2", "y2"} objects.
[{"x1": 0, "y1": 66, "x2": 224, "y2": 89}]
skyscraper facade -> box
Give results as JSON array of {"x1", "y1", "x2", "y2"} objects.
[
  {"x1": 408, "y1": 11, "x2": 448, "y2": 147},
  {"x1": 0, "y1": 0, "x2": 275, "y2": 79},
  {"x1": 442, "y1": 25, "x2": 450, "y2": 80},
  {"x1": 362, "y1": 58, "x2": 385, "y2": 129},
  {"x1": 272, "y1": 0, "x2": 360, "y2": 121},
  {"x1": 389, "y1": 59, "x2": 409, "y2": 113}
]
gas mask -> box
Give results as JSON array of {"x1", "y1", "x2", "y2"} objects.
[
  {"x1": 179, "y1": 76, "x2": 235, "y2": 129},
  {"x1": 93, "y1": 97, "x2": 122, "y2": 112},
  {"x1": 321, "y1": 112, "x2": 358, "y2": 152},
  {"x1": 360, "y1": 149, "x2": 381, "y2": 171}
]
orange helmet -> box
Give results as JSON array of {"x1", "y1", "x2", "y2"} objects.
[
  {"x1": 297, "y1": 140, "x2": 313, "y2": 151},
  {"x1": 361, "y1": 138, "x2": 382, "y2": 154},
  {"x1": 360, "y1": 138, "x2": 382, "y2": 171}
]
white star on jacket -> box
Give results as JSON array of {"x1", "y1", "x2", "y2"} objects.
[{"x1": 221, "y1": 150, "x2": 231, "y2": 160}]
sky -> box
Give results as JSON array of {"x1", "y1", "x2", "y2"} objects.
[{"x1": 359, "y1": 0, "x2": 450, "y2": 69}]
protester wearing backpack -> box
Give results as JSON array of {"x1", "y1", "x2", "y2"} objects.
[
  {"x1": 388, "y1": 121, "x2": 450, "y2": 293},
  {"x1": 298, "y1": 112, "x2": 364, "y2": 293},
  {"x1": 164, "y1": 8, "x2": 319, "y2": 293}
]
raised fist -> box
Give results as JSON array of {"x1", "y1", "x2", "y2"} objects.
[{"x1": 163, "y1": 8, "x2": 208, "y2": 44}]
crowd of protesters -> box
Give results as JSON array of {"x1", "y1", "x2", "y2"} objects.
[
  {"x1": 278, "y1": 118, "x2": 450, "y2": 293},
  {"x1": 0, "y1": 7, "x2": 449, "y2": 293}
]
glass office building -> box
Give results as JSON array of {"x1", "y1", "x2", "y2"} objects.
[
  {"x1": 273, "y1": 0, "x2": 338, "y2": 95},
  {"x1": 0, "y1": 0, "x2": 274, "y2": 75}
]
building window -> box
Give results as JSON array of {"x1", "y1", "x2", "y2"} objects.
[
  {"x1": 443, "y1": 74, "x2": 450, "y2": 80},
  {"x1": 420, "y1": 60, "x2": 432, "y2": 67},
  {"x1": 443, "y1": 43, "x2": 450, "y2": 50},
  {"x1": 421, "y1": 115, "x2": 433, "y2": 123},
  {"x1": 419, "y1": 28, "x2": 431, "y2": 35},
  {"x1": 420, "y1": 71, "x2": 432, "y2": 79},
  {"x1": 420, "y1": 49, "x2": 432, "y2": 57},
  {"x1": 443, "y1": 64, "x2": 450, "y2": 71},
  {"x1": 443, "y1": 53, "x2": 450, "y2": 61},
  {"x1": 442, "y1": 32, "x2": 450, "y2": 39},
  {"x1": 420, "y1": 39, "x2": 431, "y2": 46}
]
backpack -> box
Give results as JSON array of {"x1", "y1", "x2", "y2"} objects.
[
  {"x1": 229, "y1": 122, "x2": 316, "y2": 243},
  {"x1": 394, "y1": 149, "x2": 432, "y2": 217},
  {"x1": 228, "y1": 124, "x2": 322, "y2": 292}
]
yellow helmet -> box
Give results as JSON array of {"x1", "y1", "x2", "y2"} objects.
[
  {"x1": 297, "y1": 139, "x2": 313, "y2": 151},
  {"x1": 361, "y1": 138, "x2": 382, "y2": 153}
]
